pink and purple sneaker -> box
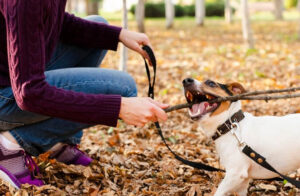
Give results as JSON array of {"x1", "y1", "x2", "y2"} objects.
[
  {"x1": 50, "y1": 144, "x2": 93, "y2": 166},
  {"x1": 0, "y1": 143, "x2": 92, "y2": 189},
  {"x1": 0, "y1": 142, "x2": 43, "y2": 189}
]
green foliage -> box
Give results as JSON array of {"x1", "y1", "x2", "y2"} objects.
[
  {"x1": 130, "y1": 2, "x2": 225, "y2": 18},
  {"x1": 285, "y1": 0, "x2": 298, "y2": 8},
  {"x1": 175, "y1": 5, "x2": 186, "y2": 17},
  {"x1": 206, "y1": 2, "x2": 225, "y2": 16},
  {"x1": 130, "y1": 3, "x2": 165, "y2": 18},
  {"x1": 185, "y1": 3, "x2": 225, "y2": 17}
]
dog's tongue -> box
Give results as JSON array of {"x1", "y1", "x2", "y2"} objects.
[{"x1": 191, "y1": 102, "x2": 209, "y2": 115}]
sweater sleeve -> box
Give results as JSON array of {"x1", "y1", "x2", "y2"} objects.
[
  {"x1": 5, "y1": 0, "x2": 121, "y2": 126},
  {"x1": 60, "y1": 13, "x2": 122, "y2": 51}
]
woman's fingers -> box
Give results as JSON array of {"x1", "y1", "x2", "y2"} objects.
[
  {"x1": 148, "y1": 98, "x2": 169, "y2": 109},
  {"x1": 119, "y1": 97, "x2": 168, "y2": 127},
  {"x1": 119, "y1": 29, "x2": 154, "y2": 66},
  {"x1": 152, "y1": 106, "x2": 168, "y2": 122},
  {"x1": 147, "y1": 98, "x2": 168, "y2": 122}
]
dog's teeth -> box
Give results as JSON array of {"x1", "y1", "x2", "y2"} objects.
[
  {"x1": 206, "y1": 94, "x2": 214, "y2": 100},
  {"x1": 186, "y1": 91, "x2": 193, "y2": 102},
  {"x1": 188, "y1": 109, "x2": 193, "y2": 116}
]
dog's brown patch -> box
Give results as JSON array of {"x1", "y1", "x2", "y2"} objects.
[
  {"x1": 201, "y1": 82, "x2": 232, "y2": 117},
  {"x1": 211, "y1": 101, "x2": 231, "y2": 116},
  {"x1": 228, "y1": 82, "x2": 247, "y2": 95}
]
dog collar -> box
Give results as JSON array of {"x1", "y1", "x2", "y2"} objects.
[{"x1": 212, "y1": 110, "x2": 245, "y2": 141}]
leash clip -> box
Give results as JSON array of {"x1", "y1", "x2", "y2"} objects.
[{"x1": 230, "y1": 122, "x2": 245, "y2": 147}]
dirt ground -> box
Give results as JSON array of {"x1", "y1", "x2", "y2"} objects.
[{"x1": 2, "y1": 19, "x2": 300, "y2": 195}]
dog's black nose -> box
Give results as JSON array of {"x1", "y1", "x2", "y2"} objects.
[{"x1": 183, "y1": 78, "x2": 194, "y2": 87}]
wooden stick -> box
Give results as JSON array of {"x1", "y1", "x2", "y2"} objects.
[
  {"x1": 164, "y1": 93, "x2": 300, "y2": 113},
  {"x1": 238, "y1": 86, "x2": 300, "y2": 97},
  {"x1": 164, "y1": 103, "x2": 191, "y2": 113}
]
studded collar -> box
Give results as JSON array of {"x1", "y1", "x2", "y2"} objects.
[{"x1": 212, "y1": 110, "x2": 245, "y2": 141}]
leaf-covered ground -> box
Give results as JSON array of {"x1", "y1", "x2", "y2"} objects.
[{"x1": 2, "y1": 19, "x2": 300, "y2": 195}]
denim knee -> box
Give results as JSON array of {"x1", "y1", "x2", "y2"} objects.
[
  {"x1": 85, "y1": 15, "x2": 109, "y2": 24},
  {"x1": 123, "y1": 72, "x2": 137, "y2": 97}
]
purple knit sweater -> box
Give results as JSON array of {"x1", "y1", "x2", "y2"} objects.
[{"x1": 0, "y1": 0, "x2": 123, "y2": 126}]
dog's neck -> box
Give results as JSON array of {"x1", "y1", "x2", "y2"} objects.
[{"x1": 200, "y1": 101, "x2": 242, "y2": 138}]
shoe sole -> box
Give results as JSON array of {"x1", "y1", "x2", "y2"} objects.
[{"x1": 0, "y1": 166, "x2": 20, "y2": 189}]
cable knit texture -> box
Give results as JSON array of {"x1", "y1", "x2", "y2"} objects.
[{"x1": 0, "y1": 0, "x2": 123, "y2": 126}]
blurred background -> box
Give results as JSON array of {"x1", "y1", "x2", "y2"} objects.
[{"x1": 7, "y1": 1, "x2": 300, "y2": 195}]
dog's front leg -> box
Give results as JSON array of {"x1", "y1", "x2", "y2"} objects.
[{"x1": 214, "y1": 169, "x2": 250, "y2": 196}]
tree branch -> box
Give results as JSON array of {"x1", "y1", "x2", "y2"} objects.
[
  {"x1": 238, "y1": 86, "x2": 300, "y2": 97},
  {"x1": 164, "y1": 92, "x2": 300, "y2": 113}
]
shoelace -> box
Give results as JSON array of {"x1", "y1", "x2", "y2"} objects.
[{"x1": 22, "y1": 152, "x2": 40, "y2": 180}]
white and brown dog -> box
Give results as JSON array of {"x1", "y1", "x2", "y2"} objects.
[{"x1": 182, "y1": 78, "x2": 300, "y2": 196}]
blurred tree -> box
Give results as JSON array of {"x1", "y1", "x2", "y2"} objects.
[
  {"x1": 225, "y1": 0, "x2": 232, "y2": 23},
  {"x1": 196, "y1": 0, "x2": 205, "y2": 26},
  {"x1": 165, "y1": 0, "x2": 175, "y2": 29},
  {"x1": 298, "y1": 0, "x2": 300, "y2": 40},
  {"x1": 274, "y1": 0, "x2": 283, "y2": 20},
  {"x1": 66, "y1": 0, "x2": 73, "y2": 12},
  {"x1": 241, "y1": 0, "x2": 254, "y2": 49},
  {"x1": 85, "y1": 0, "x2": 102, "y2": 15},
  {"x1": 120, "y1": 0, "x2": 128, "y2": 71},
  {"x1": 136, "y1": 0, "x2": 145, "y2": 32}
]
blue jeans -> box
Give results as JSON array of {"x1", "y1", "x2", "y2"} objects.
[{"x1": 0, "y1": 16, "x2": 137, "y2": 156}]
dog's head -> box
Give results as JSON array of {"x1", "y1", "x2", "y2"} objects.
[{"x1": 183, "y1": 78, "x2": 246, "y2": 128}]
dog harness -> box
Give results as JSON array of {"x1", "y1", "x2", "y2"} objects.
[
  {"x1": 212, "y1": 110, "x2": 300, "y2": 188},
  {"x1": 142, "y1": 46, "x2": 300, "y2": 188}
]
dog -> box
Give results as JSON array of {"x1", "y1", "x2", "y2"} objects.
[{"x1": 182, "y1": 78, "x2": 300, "y2": 196}]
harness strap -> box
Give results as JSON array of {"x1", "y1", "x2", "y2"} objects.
[
  {"x1": 242, "y1": 145, "x2": 300, "y2": 188},
  {"x1": 142, "y1": 45, "x2": 224, "y2": 172}
]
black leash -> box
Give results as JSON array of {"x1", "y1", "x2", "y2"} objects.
[
  {"x1": 242, "y1": 145, "x2": 300, "y2": 188},
  {"x1": 142, "y1": 45, "x2": 224, "y2": 172}
]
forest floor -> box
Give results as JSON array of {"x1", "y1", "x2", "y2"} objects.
[{"x1": 2, "y1": 19, "x2": 300, "y2": 195}]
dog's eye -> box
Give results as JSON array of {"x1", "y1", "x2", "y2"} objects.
[{"x1": 205, "y1": 80, "x2": 217, "y2": 88}]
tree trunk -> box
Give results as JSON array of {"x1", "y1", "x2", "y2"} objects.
[
  {"x1": 165, "y1": 0, "x2": 174, "y2": 29},
  {"x1": 241, "y1": 0, "x2": 254, "y2": 49},
  {"x1": 298, "y1": 1, "x2": 300, "y2": 40},
  {"x1": 274, "y1": 0, "x2": 283, "y2": 20},
  {"x1": 195, "y1": 0, "x2": 205, "y2": 26},
  {"x1": 66, "y1": 1, "x2": 72, "y2": 12},
  {"x1": 120, "y1": 0, "x2": 128, "y2": 71},
  {"x1": 225, "y1": 0, "x2": 233, "y2": 23},
  {"x1": 136, "y1": 0, "x2": 145, "y2": 33},
  {"x1": 85, "y1": 0, "x2": 99, "y2": 15}
]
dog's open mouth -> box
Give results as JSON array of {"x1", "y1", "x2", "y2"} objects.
[{"x1": 185, "y1": 90, "x2": 220, "y2": 120}]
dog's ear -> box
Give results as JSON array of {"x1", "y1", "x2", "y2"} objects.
[{"x1": 227, "y1": 82, "x2": 246, "y2": 95}]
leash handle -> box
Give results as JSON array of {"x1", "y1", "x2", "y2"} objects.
[
  {"x1": 142, "y1": 45, "x2": 224, "y2": 172},
  {"x1": 142, "y1": 45, "x2": 156, "y2": 99}
]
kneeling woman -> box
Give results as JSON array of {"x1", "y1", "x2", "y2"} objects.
[{"x1": 0, "y1": 0, "x2": 168, "y2": 188}]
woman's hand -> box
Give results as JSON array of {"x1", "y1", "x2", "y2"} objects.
[
  {"x1": 119, "y1": 97, "x2": 169, "y2": 127},
  {"x1": 119, "y1": 29, "x2": 152, "y2": 64}
]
